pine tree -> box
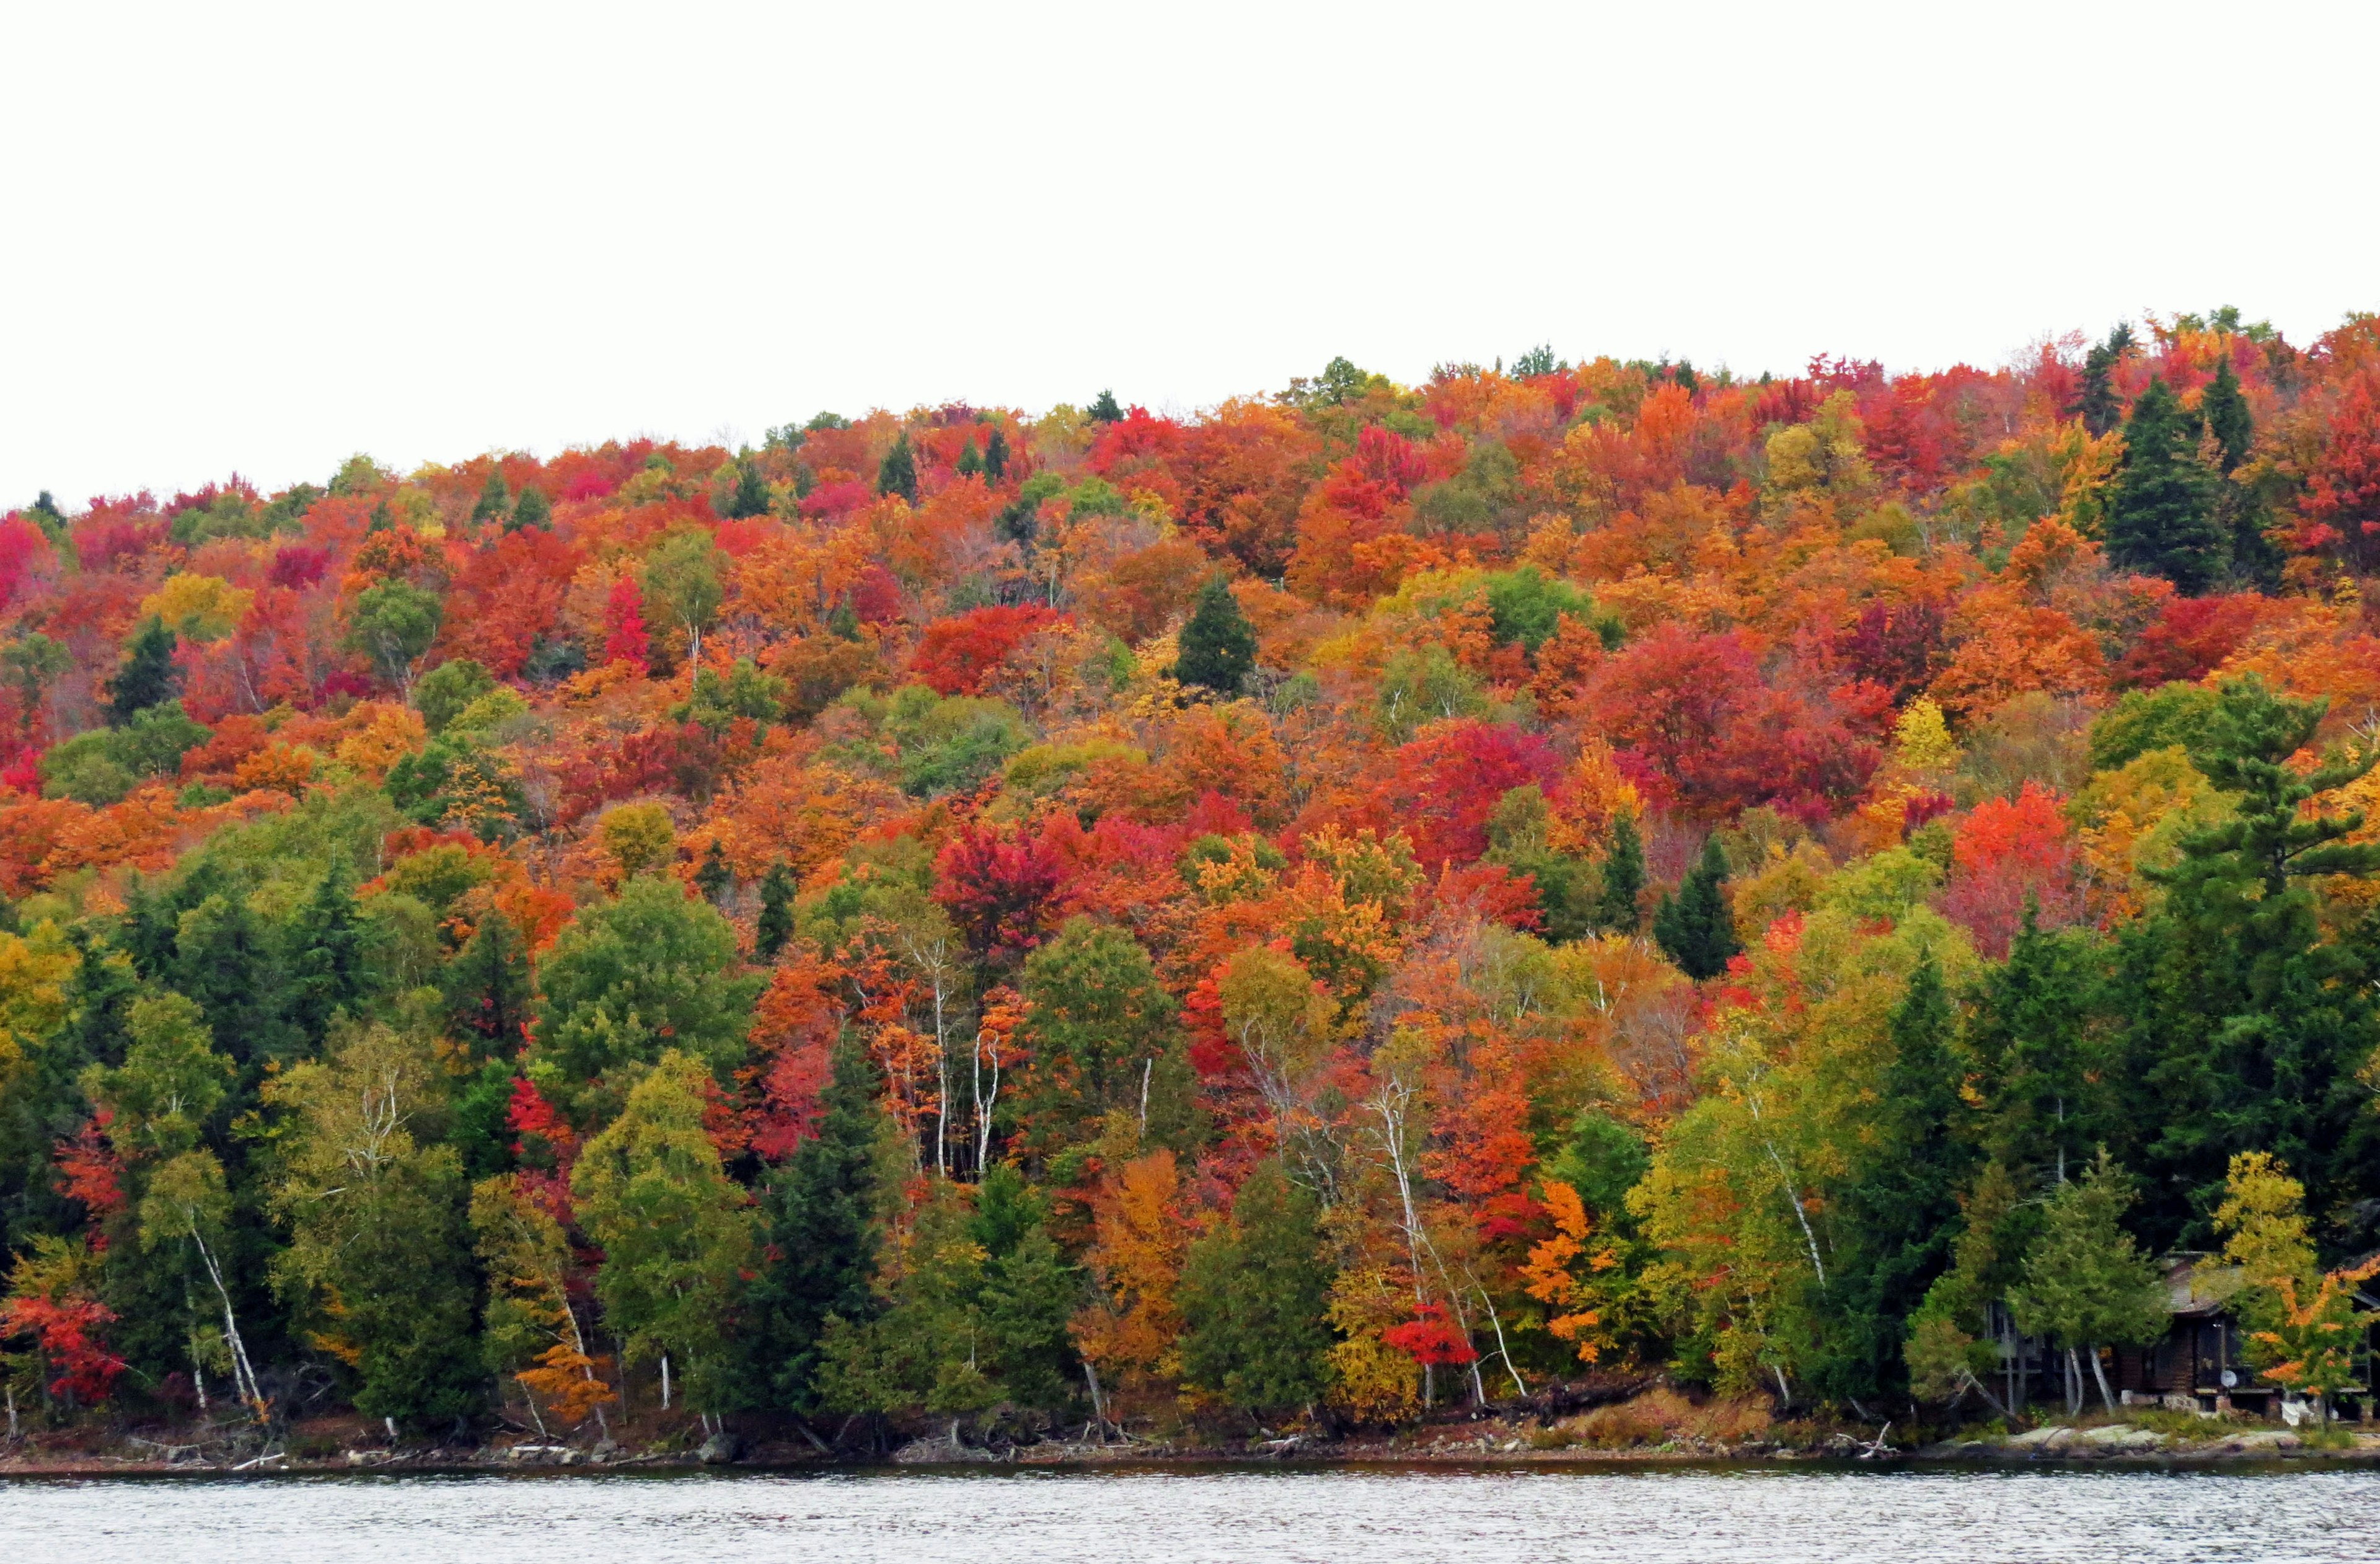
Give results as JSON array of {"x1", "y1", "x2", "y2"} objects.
[
  {"x1": 1086, "y1": 389, "x2": 1123, "y2": 423},
  {"x1": 471, "y1": 471, "x2": 511, "y2": 524},
  {"x1": 726, "y1": 460, "x2": 772, "y2": 519},
  {"x1": 2008, "y1": 1151, "x2": 2169, "y2": 1414},
  {"x1": 2071, "y1": 324, "x2": 2133, "y2": 436},
  {"x1": 984, "y1": 426, "x2": 1010, "y2": 482},
  {"x1": 1652, "y1": 836, "x2": 1740, "y2": 979},
  {"x1": 754, "y1": 862, "x2": 796, "y2": 961},
  {"x1": 443, "y1": 909, "x2": 532, "y2": 1053},
  {"x1": 106, "y1": 617, "x2": 181, "y2": 727},
  {"x1": 877, "y1": 433, "x2": 919, "y2": 503},
  {"x1": 286, "y1": 857, "x2": 371, "y2": 1050},
  {"x1": 956, "y1": 438, "x2": 984, "y2": 480},
  {"x1": 2202, "y1": 356, "x2": 2254, "y2": 474},
  {"x1": 509, "y1": 484, "x2": 552, "y2": 531},
  {"x1": 1173, "y1": 576, "x2": 1257, "y2": 696},
  {"x1": 1595, "y1": 811, "x2": 1646, "y2": 933},
  {"x1": 743, "y1": 1041, "x2": 887, "y2": 1412},
  {"x1": 2107, "y1": 375, "x2": 2225, "y2": 593},
  {"x1": 694, "y1": 839, "x2": 734, "y2": 905}
]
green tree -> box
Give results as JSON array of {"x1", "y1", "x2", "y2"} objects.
[
  {"x1": 743, "y1": 1041, "x2": 888, "y2": 1413},
  {"x1": 284, "y1": 857, "x2": 371, "y2": 1051},
  {"x1": 472, "y1": 471, "x2": 512, "y2": 524},
  {"x1": 509, "y1": 485, "x2": 553, "y2": 532},
  {"x1": 1173, "y1": 576, "x2": 1257, "y2": 696},
  {"x1": 107, "y1": 617, "x2": 182, "y2": 726},
  {"x1": 1653, "y1": 836, "x2": 1740, "y2": 979},
  {"x1": 2202, "y1": 356, "x2": 2254, "y2": 474},
  {"x1": 724, "y1": 459, "x2": 772, "y2": 519},
  {"x1": 2, "y1": 633, "x2": 69, "y2": 735},
  {"x1": 984, "y1": 427, "x2": 1010, "y2": 483},
  {"x1": 1964, "y1": 910, "x2": 2115, "y2": 1180},
  {"x1": 1018, "y1": 919, "x2": 1199, "y2": 1168},
  {"x1": 533, "y1": 876, "x2": 762, "y2": 1112},
  {"x1": 1177, "y1": 1160, "x2": 1331, "y2": 1418},
  {"x1": 1595, "y1": 811, "x2": 1646, "y2": 934},
  {"x1": 2071, "y1": 324, "x2": 2131, "y2": 436},
  {"x1": 267, "y1": 1022, "x2": 481, "y2": 1426},
  {"x1": 642, "y1": 531, "x2": 724, "y2": 669},
  {"x1": 173, "y1": 885, "x2": 296, "y2": 1072},
  {"x1": 693, "y1": 839, "x2": 733, "y2": 906},
  {"x1": 2107, "y1": 375, "x2": 2224, "y2": 593},
  {"x1": 345, "y1": 581, "x2": 444, "y2": 703},
  {"x1": 2008, "y1": 1152, "x2": 2169, "y2": 1415},
  {"x1": 443, "y1": 908, "x2": 532, "y2": 1053},
  {"x1": 572, "y1": 1051, "x2": 756, "y2": 1414},
  {"x1": 754, "y1": 863, "x2": 796, "y2": 961},
  {"x1": 955, "y1": 438, "x2": 984, "y2": 480},
  {"x1": 877, "y1": 433, "x2": 919, "y2": 503},
  {"x1": 1086, "y1": 390, "x2": 1123, "y2": 423},
  {"x1": 415, "y1": 658, "x2": 496, "y2": 736}
]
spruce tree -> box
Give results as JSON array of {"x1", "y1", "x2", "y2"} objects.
[
  {"x1": 2202, "y1": 356, "x2": 2254, "y2": 474},
  {"x1": 955, "y1": 437, "x2": 984, "y2": 480},
  {"x1": 1595, "y1": 811, "x2": 1646, "y2": 933},
  {"x1": 726, "y1": 459, "x2": 772, "y2": 519},
  {"x1": 1652, "y1": 836, "x2": 1740, "y2": 979},
  {"x1": 984, "y1": 426, "x2": 1010, "y2": 482},
  {"x1": 443, "y1": 909, "x2": 532, "y2": 1052},
  {"x1": 2107, "y1": 375, "x2": 2225, "y2": 593},
  {"x1": 754, "y1": 862, "x2": 796, "y2": 961},
  {"x1": 509, "y1": 484, "x2": 552, "y2": 531},
  {"x1": 1086, "y1": 389, "x2": 1123, "y2": 423},
  {"x1": 286, "y1": 857, "x2": 370, "y2": 1050},
  {"x1": 107, "y1": 617, "x2": 181, "y2": 727},
  {"x1": 2071, "y1": 324, "x2": 2132, "y2": 436},
  {"x1": 1173, "y1": 576, "x2": 1256, "y2": 696},
  {"x1": 876, "y1": 433, "x2": 919, "y2": 502},
  {"x1": 694, "y1": 838, "x2": 734, "y2": 905},
  {"x1": 1177, "y1": 1160, "x2": 1331, "y2": 1416},
  {"x1": 471, "y1": 471, "x2": 511, "y2": 524},
  {"x1": 744, "y1": 1041, "x2": 887, "y2": 1412}
]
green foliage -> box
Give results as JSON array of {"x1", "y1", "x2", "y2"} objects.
[
  {"x1": 1482, "y1": 565, "x2": 1615, "y2": 653},
  {"x1": 415, "y1": 658, "x2": 496, "y2": 736},
  {"x1": 346, "y1": 581, "x2": 445, "y2": 699},
  {"x1": 443, "y1": 908, "x2": 532, "y2": 1053},
  {"x1": 107, "y1": 617, "x2": 182, "y2": 726},
  {"x1": 472, "y1": 471, "x2": 512, "y2": 524},
  {"x1": 2089, "y1": 683, "x2": 2223, "y2": 772},
  {"x1": 877, "y1": 433, "x2": 919, "y2": 501},
  {"x1": 641, "y1": 531, "x2": 724, "y2": 661},
  {"x1": 2008, "y1": 1154, "x2": 2169, "y2": 1370},
  {"x1": 674, "y1": 657, "x2": 787, "y2": 734},
  {"x1": 1486, "y1": 785, "x2": 1598, "y2": 942},
  {"x1": 1178, "y1": 1161, "x2": 1331, "y2": 1417},
  {"x1": 42, "y1": 701, "x2": 210, "y2": 805},
  {"x1": 1595, "y1": 812, "x2": 1646, "y2": 933},
  {"x1": 1174, "y1": 576, "x2": 1257, "y2": 696},
  {"x1": 1654, "y1": 836, "x2": 1741, "y2": 979},
  {"x1": 754, "y1": 862, "x2": 796, "y2": 961},
  {"x1": 1019, "y1": 918, "x2": 1201, "y2": 1167},
  {"x1": 1375, "y1": 643, "x2": 1486, "y2": 743},
  {"x1": 533, "y1": 876, "x2": 764, "y2": 1109},
  {"x1": 509, "y1": 485, "x2": 553, "y2": 531},
  {"x1": 2108, "y1": 376, "x2": 2225, "y2": 593}
]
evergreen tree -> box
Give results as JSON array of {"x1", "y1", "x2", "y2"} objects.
[
  {"x1": 694, "y1": 839, "x2": 734, "y2": 906},
  {"x1": 726, "y1": 459, "x2": 772, "y2": 519},
  {"x1": 2071, "y1": 324, "x2": 2133, "y2": 436},
  {"x1": 1965, "y1": 908, "x2": 2117, "y2": 1181},
  {"x1": 1652, "y1": 836, "x2": 1740, "y2": 979},
  {"x1": 471, "y1": 471, "x2": 511, "y2": 524},
  {"x1": 2107, "y1": 375, "x2": 2225, "y2": 594},
  {"x1": 877, "y1": 433, "x2": 919, "y2": 503},
  {"x1": 1086, "y1": 389, "x2": 1123, "y2": 423},
  {"x1": 754, "y1": 862, "x2": 796, "y2": 961},
  {"x1": 744, "y1": 1041, "x2": 886, "y2": 1412},
  {"x1": 2008, "y1": 1152, "x2": 2169, "y2": 1414},
  {"x1": 1177, "y1": 1160, "x2": 1331, "y2": 1417},
  {"x1": 509, "y1": 484, "x2": 552, "y2": 531},
  {"x1": 174, "y1": 886, "x2": 296, "y2": 1072},
  {"x1": 2115, "y1": 676, "x2": 2380, "y2": 1242},
  {"x1": 955, "y1": 438, "x2": 984, "y2": 480},
  {"x1": 286, "y1": 857, "x2": 370, "y2": 1051},
  {"x1": 984, "y1": 426, "x2": 1010, "y2": 482},
  {"x1": 107, "y1": 617, "x2": 181, "y2": 727},
  {"x1": 443, "y1": 909, "x2": 532, "y2": 1053},
  {"x1": 1173, "y1": 576, "x2": 1256, "y2": 696},
  {"x1": 1595, "y1": 811, "x2": 1646, "y2": 934},
  {"x1": 1018, "y1": 919, "x2": 1201, "y2": 1160},
  {"x1": 2202, "y1": 356, "x2": 2254, "y2": 473}
]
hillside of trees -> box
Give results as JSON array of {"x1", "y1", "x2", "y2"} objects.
[{"x1": 4, "y1": 311, "x2": 2380, "y2": 1445}]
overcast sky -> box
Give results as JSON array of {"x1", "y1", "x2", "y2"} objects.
[{"x1": 4, "y1": 0, "x2": 2374, "y2": 507}]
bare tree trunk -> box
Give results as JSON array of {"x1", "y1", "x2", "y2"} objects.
[
  {"x1": 1082, "y1": 1361, "x2": 1106, "y2": 1426},
  {"x1": 2089, "y1": 1346, "x2": 2117, "y2": 1414},
  {"x1": 190, "y1": 1228, "x2": 263, "y2": 1415},
  {"x1": 661, "y1": 1353, "x2": 672, "y2": 1412},
  {"x1": 2065, "y1": 1348, "x2": 2082, "y2": 1417}
]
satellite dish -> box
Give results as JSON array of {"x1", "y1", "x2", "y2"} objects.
[{"x1": 2219, "y1": 1369, "x2": 2237, "y2": 1389}]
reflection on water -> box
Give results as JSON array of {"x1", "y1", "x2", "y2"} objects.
[{"x1": 1, "y1": 1464, "x2": 2372, "y2": 1563}]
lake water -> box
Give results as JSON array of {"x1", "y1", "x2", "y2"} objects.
[{"x1": 1, "y1": 1464, "x2": 2373, "y2": 1563}]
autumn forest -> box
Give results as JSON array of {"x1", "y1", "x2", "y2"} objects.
[{"x1": 4, "y1": 311, "x2": 2380, "y2": 1450}]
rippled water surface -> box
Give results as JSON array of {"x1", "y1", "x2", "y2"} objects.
[{"x1": 2, "y1": 1464, "x2": 2373, "y2": 1563}]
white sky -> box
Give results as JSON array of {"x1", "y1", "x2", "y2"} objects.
[{"x1": 4, "y1": 0, "x2": 2376, "y2": 507}]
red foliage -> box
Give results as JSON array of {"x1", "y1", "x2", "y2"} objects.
[
  {"x1": 2115, "y1": 593, "x2": 2264, "y2": 687},
  {"x1": 2, "y1": 1293, "x2": 126, "y2": 1404},
  {"x1": 602, "y1": 576, "x2": 651, "y2": 669},
  {"x1": 1351, "y1": 720, "x2": 1561, "y2": 872},
  {"x1": 933, "y1": 821, "x2": 1067, "y2": 960},
  {"x1": 744, "y1": 952, "x2": 846, "y2": 1161},
  {"x1": 508, "y1": 1074, "x2": 580, "y2": 1165},
  {"x1": 0, "y1": 515, "x2": 56, "y2": 612},
  {"x1": 2303, "y1": 369, "x2": 2380, "y2": 568},
  {"x1": 1832, "y1": 598, "x2": 1947, "y2": 700},
  {"x1": 54, "y1": 1111, "x2": 125, "y2": 1239},
  {"x1": 1935, "y1": 782, "x2": 2083, "y2": 958},
  {"x1": 907, "y1": 605, "x2": 1063, "y2": 696},
  {"x1": 1382, "y1": 1302, "x2": 1479, "y2": 1365}
]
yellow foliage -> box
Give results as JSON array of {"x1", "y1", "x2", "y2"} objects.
[
  {"x1": 1892, "y1": 697, "x2": 1958, "y2": 772},
  {"x1": 139, "y1": 573, "x2": 253, "y2": 643}
]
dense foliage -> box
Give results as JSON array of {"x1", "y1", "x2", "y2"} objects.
[{"x1": 7, "y1": 311, "x2": 2380, "y2": 1439}]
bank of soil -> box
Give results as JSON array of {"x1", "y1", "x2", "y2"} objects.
[{"x1": 5, "y1": 1390, "x2": 2376, "y2": 1478}]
